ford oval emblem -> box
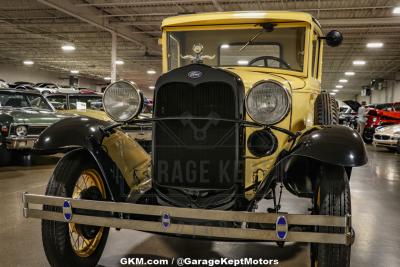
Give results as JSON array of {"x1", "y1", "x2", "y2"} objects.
[{"x1": 188, "y1": 70, "x2": 202, "y2": 79}]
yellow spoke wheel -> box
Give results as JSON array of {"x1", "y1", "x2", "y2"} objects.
[{"x1": 68, "y1": 169, "x2": 106, "y2": 257}]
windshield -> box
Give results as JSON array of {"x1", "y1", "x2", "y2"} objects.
[
  {"x1": 0, "y1": 92, "x2": 53, "y2": 110},
  {"x1": 47, "y1": 94, "x2": 103, "y2": 111},
  {"x1": 167, "y1": 26, "x2": 306, "y2": 72},
  {"x1": 69, "y1": 95, "x2": 103, "y2": 111}
]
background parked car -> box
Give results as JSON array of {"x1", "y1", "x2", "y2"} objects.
[
  {"x1": 32, "y1": 83, "x2": 59, "y2": 94},
  {"x1": 363, "y1": 102, "x2": 400, "y2": 143},
  {"x1": 340, "y1": 100, "x2": 358, "y2": 129},
  {"x1": 15, "y1": 84, "x2": 37, "y2": 91},
  {"x1": 0, "y1": 79, "x2": 9, "y2": 88},
  {"x1": 0, "y1": 88, "x2": 71, "y2": 165},
  {"x1": 373, "y1": 124, "x2": 400, "y2": 153},
  {"x1": 45, "y1": 92, "x2": 108, "y2": 120},
  {"x1": 8, "y1": 81, "x2": 35, "y2": 88}
]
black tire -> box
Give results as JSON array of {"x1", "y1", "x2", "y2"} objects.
[
  {"x1": 42, "y1": 153, "x2": 109, "y2": 267},
  {"x1": 0, "y1": 144, "x2": 13, "y2": 166},
  {"x1": 362, "y1": 130, "x2": 373, "y2": 144},
  {"x1": 314, "y1": 93, "x2": 339, "y2": 125},
  {"x1": 311, "y1": 164, "x2": 351, "y2": 267}
]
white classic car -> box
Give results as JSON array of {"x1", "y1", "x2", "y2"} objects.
[
  {"x1": 373, "y1": 124, "x2": 400, "y2": 152},
  {"x1": 33, "y1": 83, "x2": 79, "y2": 94}
]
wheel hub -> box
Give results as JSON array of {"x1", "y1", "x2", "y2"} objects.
[{"x1": 75, "y1": 186, "x2": 102, "y2": 239}]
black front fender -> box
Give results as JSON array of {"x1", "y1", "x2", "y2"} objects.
[
  {"x1": 34, "y1": 116, "x2": 112, "y2": 153},
  {"x1": 291, "y1": 125, "x2": 368, "y2": 167},
  {"x1": 252, "y1": 125, "x2": 368, "y2": 202}
]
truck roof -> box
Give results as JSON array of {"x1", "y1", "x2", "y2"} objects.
[{"x1": 162, "y1": 11, "x2": 321, "y2": 29}]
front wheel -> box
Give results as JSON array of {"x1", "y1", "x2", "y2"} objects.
[
  {"x1": 397, "y1": 140, "x2": 400, "y2": 154},
  {"x1": 362, "y1": 128, "x2": 374, "y2": 144},
  {"x1": 42, "y1": 153, "x2": 109, "y2": 267},
  {"x1": 311, "y1": 164, "x2": 351, "y2": 267},
  {"x1": 0, "y1": 144, "x2": 13, "y2": 166}
]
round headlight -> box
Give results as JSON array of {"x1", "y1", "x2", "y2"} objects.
[
  {"x1": 16, "y1": 125, "x2": 27, "y2": 136},
  {"x1": 246, "y1": 81, "x2": 290, "y2": 125},
  {"x1": 103, "y1": 81, "x2": 143, "y2": 122}
]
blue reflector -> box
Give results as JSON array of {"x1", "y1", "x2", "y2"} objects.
[
  {"x1": 276, "y1": 215, "x2": 288, "y2": 240},
  {"x1": 277, "y1": 231, "x2": 286, "y2": 239},
  {"x1": 277, "y1": 217, "x2": 287, "y2": 225}
]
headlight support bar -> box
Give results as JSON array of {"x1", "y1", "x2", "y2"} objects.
[{"x1": 102, "y1": 117, "x2": 297, "y2": 138}]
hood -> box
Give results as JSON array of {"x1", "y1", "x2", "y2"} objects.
[
  {"x1": 343, "y1": 100, "x2": 361, "y2": 112},
  {"x1": 376, "y1": 124, "x2": 400, "y2": 134},
  {"x1": 0, "y1": 107, "x2": 70, "y2": 124},
  {"x1": 61, "y1": 109, "x2": 112, "y2": 122},
  {"x1": 223, "y1": 67, "x2": 307, "y2": 91},
  {"x1": 138, "y1": 112, "x2": 152, "y2": 119}
]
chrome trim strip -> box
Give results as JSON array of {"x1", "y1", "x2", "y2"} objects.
[
  {"x1": 25, "y1": 209, "x2": 347, "y2": 244},
  {"x1": 23, "y1": 193, "x2": 346, "y2": 226}
]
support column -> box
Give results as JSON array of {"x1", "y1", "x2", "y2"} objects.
[{"x1": 111, "y1": 32, "x2": 117, "y2": 83}]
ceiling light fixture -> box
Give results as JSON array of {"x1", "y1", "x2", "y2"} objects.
[
  {"x1": 339, "y1": 79, "x2": 348, "y2": 83},
  {"x1": 393, "y1": 7, "x2": 400, "y2": 14},
  {"x1": 367, "y1": 42, "x2": 383, "y2": 48},
  {"x1": 104, "y1": 77, "x2": 111, "y2": 81},
  {"x1": 61, "y1": 44, "x2": 76, "y2": 51},
  {"x1": 23, "y1": 60, "x2": 34, "y2": 65},
  {"x1": 149, "y1": 86, "x2": 155, "y2": 90},
  {"x1": 345, "y1": 72, "x2": 355, "y2": 76},
  {"x1": 237, "y1": 60, "x2": 249, "y2": 65},
  {"x1": 353, "y1": 60, "x2": 366, "y2": 65},
  {"x1": 329, "y1": 92, "x2": 336, "y2": 96},
  {"x1": 335, "y1": 85, "x2": 343, "y2": 89},
  {"x1": 70, "y1": 70, "x2": 79, "y2": 74},
  {"x1": 147, "y1": 70, "x2": 156, "y2": 75},
  {"x1": 221, "y1": 44, "x2": 230, "y2": 49},
  {"x1": 332, "y1": 89, "x2": 340, "y2": 93},
  {"x1": 115, "y1": 60, "x2": 124, "y2": 65}
]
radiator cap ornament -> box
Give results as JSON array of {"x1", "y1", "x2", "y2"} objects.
[{"x1": 188, "y1": 70, "x2": 202, "y2": 79}]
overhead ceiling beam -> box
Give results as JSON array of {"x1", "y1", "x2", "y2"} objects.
[
  {"x1": 75, "y1": 0, "x2": 217, "y2": 7},
  {"x1": 319, "y1": 17, "x2": 400, "y2": 26},
  {"x1": 210, "y1": 0, "x2": 224, "y2": 11},
  {"x1": 37, "y1": 0, "x2": 159, "y2": 53},
  {"x1": 98, "y1": 12, "x2": 178, "y2": 18}
]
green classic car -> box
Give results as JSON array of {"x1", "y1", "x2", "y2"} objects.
[{"x1": 0, "y1": 88, "x2": 70, "y2": 165}]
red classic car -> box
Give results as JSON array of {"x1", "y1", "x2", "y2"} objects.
[{"x1": 363, "y1": 102, "x2": 400, "y2": 143}]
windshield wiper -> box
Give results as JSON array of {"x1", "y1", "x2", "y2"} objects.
[{"x1": 239, "y1": 23, "x2": 275, "y2": 52}]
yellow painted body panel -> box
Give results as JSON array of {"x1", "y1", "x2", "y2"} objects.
[
  {"x1": 102, "y1": 130, "x2": 151, "y2": 188},
  {"x1": 159, "y1": 11, "x2": 324, "y2": 200},
  {"x1": 162, "y1": 11, "x2": 320, "y2": 30},
  {"x1": 61, "y1": 109, "x2": 112, "y2": 121}
]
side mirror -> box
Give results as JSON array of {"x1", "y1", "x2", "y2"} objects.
[{"x1": 324, "y1": 30, "x2": 343, "y2": 47}]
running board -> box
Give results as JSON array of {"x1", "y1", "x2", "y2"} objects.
[{"x1": 22, "y1": 193, "x2": 354, "y2": 245}]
